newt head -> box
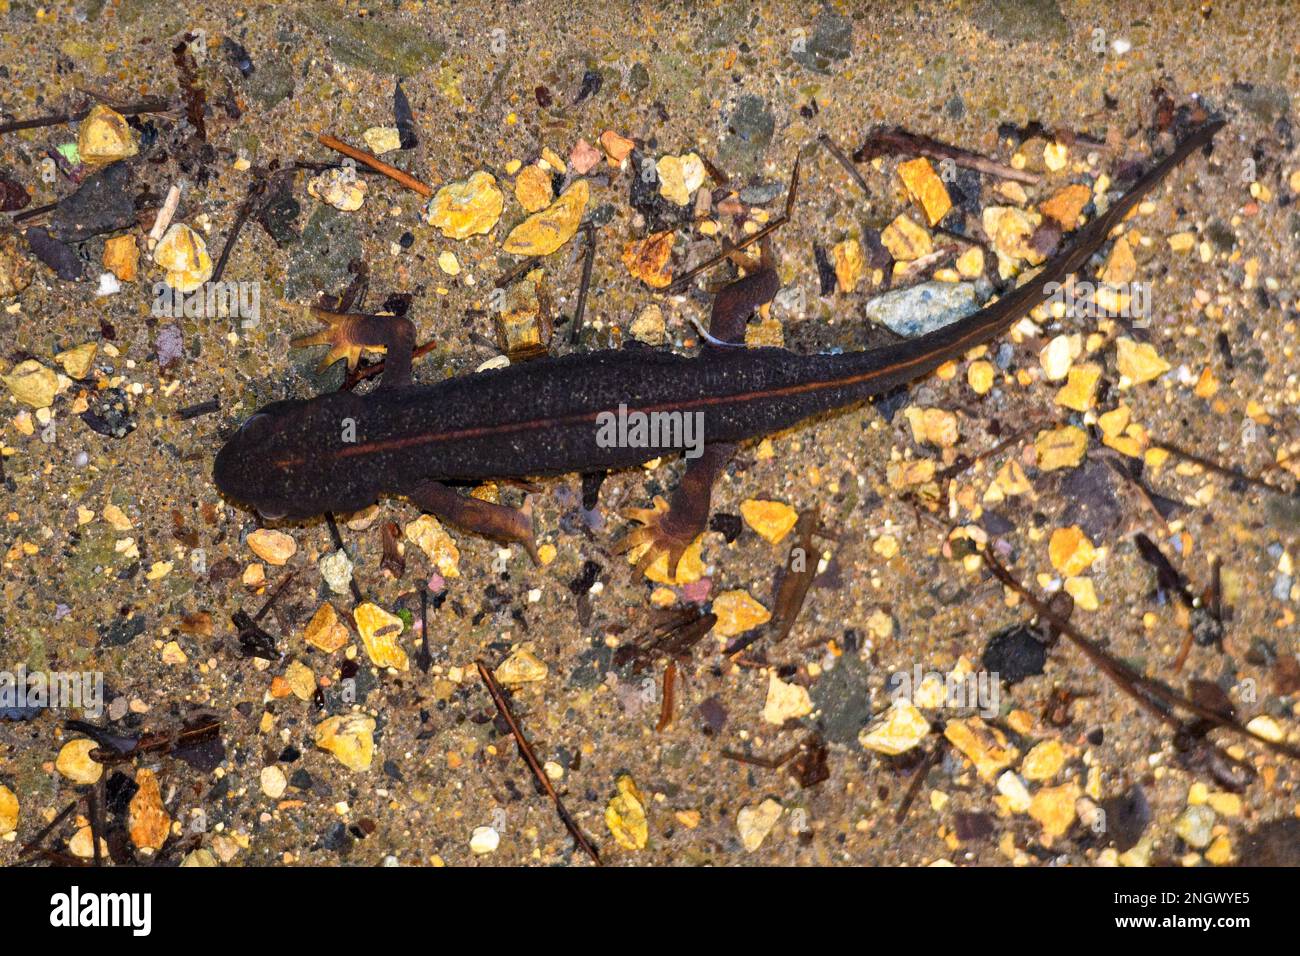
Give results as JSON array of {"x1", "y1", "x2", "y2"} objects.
[{"x1": 213, "y1": 390, "x2": 377, "y2": 519}]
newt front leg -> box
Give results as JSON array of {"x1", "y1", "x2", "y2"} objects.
[
  {"x1": 618, "y1": 440, "x2": 737, "y2": 576},
  {"x1": 408, "y1": 479, "x2": 540, "y2": 565},
  {"x1": 619, "y1": 254, "x2": 780, "y2": 577},
  {"x1": 292, "y1": 308, "x2": 417, "y2": 389}
]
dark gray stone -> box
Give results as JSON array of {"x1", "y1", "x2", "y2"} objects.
[
  {"x1": 247, "y1": 58, "x2": 295, "y2": 108},
  {"x1": 811, "y1": 652, "x2": 874, "y2": 745},
  {"x1": 285, "y1": 206, "x2": 362, "y2": 300},
  {"x1": 720, "y1": 95, "x2": 775, "y2": 170},
  {"x1": 974, "y1": 0, "x2": 1068, "y2": 43},
  {"x1": 49, "y1": 162, "x2": 136, "y2": 242},
  {"x1": 1231, "y1": 84, "x2": 1291, "y2": 125},
  {"x1": 628, "y1": 62, "x2": 650, "y2": 93},
  {"x1": 792, "y1": 9, "x2": 853, "y2": 74},
  {"x1": 304, "y1": 5, "x2": 446, "y2": 76},
  {"x1": 738, "y1": 181, "x2": 783, "y2": 205}
]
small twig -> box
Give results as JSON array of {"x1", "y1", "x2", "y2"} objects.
[
  {"x1": 895, "y1": 738, "x2": 944, "y2": 824},
  {"x1": 853, "y1": 125, "x2": 1040, "y2": 185},
  {"x1": 656, "y1": 660, "x2": 677, "y2": 733},
  {"x1": 83, "y1": 716, "x2": 222, "y2": 767},
  {"x1": 891, "y1": 244, "x2": 957, "y2": 283},
  {"x1": 570, "y1": 222, "x2": 597, "y2": 344},
  {"x1": 816, "y1": 132, "x2": 870, "y2": 194},
  {"x1": 1150, "y1": 439, "x2": 1292, "y2": 495},
  {"x1": 0, "y1": 96, "x2": 172, "y2": 136},
  {"x1": 175, "y1": 397, "x2": 220, "y2": 421},
  {"x1": 722, "y1": 741, "x2": 802, "y2": 769},
  {"x1": 668, "y1": 154, "x2": 801, "y2": 293},
  {"x1": 9, "y1": 202, "x2": 56, "y2": 224},
  {"x1": 1172, "y1": 626, "x2": 1196, "y2": 674},
  {"x1": 982, "y1": 551, "x2": 1300, "y2": 760},
  {"x1": 1000, "y1": 120, "x2": 1109, "y2": 152},
  {"x1": 1207, "y1": 557, "x2": 1223, "y2": 622},
  {"x1": 1132, "y1": 531, "x2": 1217, "y2": 672},
  {"x1": 493, "y1": 255, "x2": 539, "y2": 289},
  {"x1": 211, "y1": 178, "x2": 268, "y2": 285},
  {"x1": 292, "y1": 160, "x2": 386, "y2": 175},
  {"x1": 723, "y1": 629, "x2": 767, "y2": 657},
  {"x1": 415, "y1": 585, "x2": 434, "y2": 673},
  {"x1": 253, "y1": 570, "x2": 296, "y2": 623},
  {"x1": 933, "y1": 224, "x2": 991, "y2": 251},
  {"x1": 934, "y1": 417, "x2": 1050, "y2": 483},
  {"x1": 1098, "y1": 451, "x2": 1170, "y2": 532},
  {"x1": 475, "y1": 660, "x2": 601, "y2": 864},
  {"x1": 318, "y1": 134, "x2": 433, "y2": 198},
  {"x1": 18, "y1": 799, "x2": 78, "y2": 859},
  {"x1": 87, "y1": 779, "x2": 104, "y2": 868}
]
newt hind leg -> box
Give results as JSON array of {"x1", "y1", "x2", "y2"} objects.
[{"x1": 292, "y1": 309, "x2": 416, "y2": 389}]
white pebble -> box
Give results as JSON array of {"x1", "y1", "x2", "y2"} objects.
[
  {"x1": 469, "y1": 825, "x2": 500, "y2": 855},
  {"x1": 95, "y1": 273, "x2": 121, "y2": 297}
]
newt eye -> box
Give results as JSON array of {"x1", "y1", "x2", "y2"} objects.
[{"x1": 239, "y1": 413, "x2": 274, "y2": 445}]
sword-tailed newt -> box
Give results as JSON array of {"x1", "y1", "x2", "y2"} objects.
[{"x1": 213, "y1": 120, "x2": 1223, "y2": 572}]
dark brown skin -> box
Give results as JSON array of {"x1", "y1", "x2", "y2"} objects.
[{"x1": 214, "y1": 121, "x2": 1223, "y2": 571}]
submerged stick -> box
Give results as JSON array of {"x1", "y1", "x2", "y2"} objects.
[
  {"x1": 895, "y1": 740, "x2": 944, "y2": 824},
  {"x1": 656, "y1": 660, "x2": 677, "y2": 733},
  {"x1": 570, "y1": 222, "x2": 597, "y2": 344},
  {"x1": 1150, "y1": 438, "x2": 1293, "y2": 495},
  {"x1": 853, "y1": 125, "x2": 1040, "y2": 185},
  {"x1": 476, "y1": 660, "x2": 601, "y2": 864},
  {"x1": 211, "y1": 178, "x2": 268, "y2": 285},
  {"x1": 816, "y1": 132, "x2": 870, "y2": 194},
  {"x1": 318, "y1": 134, "x2": 434, "y2": 198},
  {"x1": 0, "y1": 96, "x2": 172, "y2": 135},
  {"x1": 668, "y1": 154, "x2": 801, "y2": 293},
  {"x1": 18, "y1": 799, "x2": 78, "y2": 860},
  {"x1": 983, "y1": 551, "x2": 1300, "y2": 761}
]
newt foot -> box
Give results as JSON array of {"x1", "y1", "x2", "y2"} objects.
[
  {"x1": 292, "y1": 311, "x2": 376, "y2": 372},
  {"x1": 616, "y1": 495, "x2": 698, "y2": 579}
]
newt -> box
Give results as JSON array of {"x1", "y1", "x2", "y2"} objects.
[{"x1": 214, "y1": 121, "x2": 1223, "y2": 575}]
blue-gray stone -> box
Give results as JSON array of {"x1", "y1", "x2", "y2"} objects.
[
  {"x1": 738, "y1": 181, "x2": 784, "y2": 205},
  {"x1": 862, "y1": 281, "x2": 980, "y2": 338}
]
